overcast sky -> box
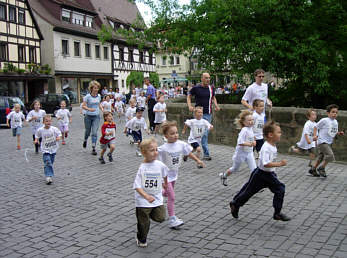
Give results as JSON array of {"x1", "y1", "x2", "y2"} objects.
[{"x1": 137, "y1": 0, "x2": 191, "y2": 25}]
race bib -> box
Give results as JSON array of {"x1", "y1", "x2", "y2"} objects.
[
  {"x1": 104, "y1": 128, "x2": 115, "y2": 140},
  {"x1": 193, "y1": 126, "x2": 205, "y2": 139},
  {"x1": 254, "y1": 119, "x2": 264, "y2": 133},
  {"x1": 43, "y1": 135, "x2": 57, "y2": 150},
  {"x1": 141, "y1": 171, "x2": 162, "y2": 194},
  {"x1": 162, "y1": 151, "x2": 183, "y2": 170}
]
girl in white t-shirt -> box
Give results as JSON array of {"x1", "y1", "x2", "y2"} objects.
[
  {"x1": 288, "y1": 109, "x2": 318, "y2": 169},
  {"x1": 26, "y1": 100, "x2": 46, "y2": 153},
  {"x1": 220, "y1": 110, "x2": 257, "y2": 186},
  {"x1": 158, "y1": 121, "x2": 204, "y2": 229},
  {"x1": 133, "y1": 138, "x2": 168, "y2": 247},
  {"x1": 56, "y1": 100, "x2": 72, "y2": 145},
  {"x1": 153, "y1": 95, "x2": 167, "y2": 135},
  {"x1": 137, "y1": 92, "x2": 146, "y2": 109},
  {"x1": 35, "y1": 114, "x2": 61, "y2": 185},
  {"x1": 6, "y1": 103, "x2": 26, "y2": 150},
  {"x1": 114, "y1": 97, "x2": 125, "y2": 121},
  {"x1": 101, "y1": 95, "x2": 114, "y2": 113}
]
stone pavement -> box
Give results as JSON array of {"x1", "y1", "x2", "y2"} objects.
[{"x1": 0, "y1": 108, "x2": 346, "y2": 258}]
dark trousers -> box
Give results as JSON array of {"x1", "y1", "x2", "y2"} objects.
[
  {"x1": 254, "y1": 139, "x2": 265, "y2": 153},
  {"x1": 136, "y1": 205, "x2": 165, "y2": 243},
  {"x1": 233, "y1": 168, "x2": 285, "y2": 215},
  {"x1": 147, "y1": 98, "x2": 157, "y2": 131}
]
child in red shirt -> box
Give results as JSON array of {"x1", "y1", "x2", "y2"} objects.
[{"x1": 99, "y1": 111, "x2": 116, "y2": 164}]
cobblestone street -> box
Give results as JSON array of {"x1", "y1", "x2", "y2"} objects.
[{"x1": 0, "y1": 108, "x2": 346, "y2": 258}]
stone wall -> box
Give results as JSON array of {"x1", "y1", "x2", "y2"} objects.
[{"x1": 167, "y1": 102, "x2": 347, "y2": 162}]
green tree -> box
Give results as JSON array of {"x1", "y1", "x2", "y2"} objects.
[
  {"x1": 126, "y1": 0, "x2": 347, "y2": 108},
  {"x1": 149, "y1": 72, "x2": 160, "y2": 88},
  {"x1": 126, "y1": 71, "x2": 144, "y2": 89}
]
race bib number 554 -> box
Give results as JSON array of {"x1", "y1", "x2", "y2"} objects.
[{"x1": 142, "y1": 172, "x2": 162, "y2": 194}]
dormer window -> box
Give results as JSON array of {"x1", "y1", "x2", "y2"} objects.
[
  {"x1": 62, "y1": 9, "x2": 71, "y2": 22},
  {"x1": 72, "y1": 12, "x2": 84, "y2": 25},
  {"x1": 86, "y1": 16, "x2": 93, "y2": 28}
]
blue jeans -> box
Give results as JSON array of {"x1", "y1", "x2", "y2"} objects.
[
  {"x1": 84, "y1": 115, "x2": 100, "y2": 146},
  {"x1": 43, "y1": 153, "x2": 56, "y2": 177},
  {"x1": 202, "y1": 113, "x2": 212, "y2": 157}
]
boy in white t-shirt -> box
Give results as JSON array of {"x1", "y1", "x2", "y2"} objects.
[
  {"x1": 114, "y1": 97, "x2": 125, "y2": 122},
  {"x1": 288, "y1": 109, "x2": 318, "y2": 172},
  {"x1": 6, "y1": 103, "x2": 26, "y2": 150},
  {"x1": 27, "y1": 100, "x2": 46, "y2": 153},
  {"x1": 153, "y1": 95, "x2": 167, "y2": 135},
  {"x1": 252, "y1": 99, "x2": 265, "y2": 157},
  {"x1": 137, "y1": 92, "x2": 146, "y2": 109},
  {"x1": 56, "y1": 100, "x2": 72, "y2": 145},
  {"x1": 311, "y1": 104, "x2": 344, "y2": 177},
  {"x1": 133, "y1": 138, "x2": 168, "y2": 247},
  {"x1": 182, "y1": 106, "x2": 213, "y2": 159},
  {"x1": 35, "y1": 115, "x2": 61, "y2": 185},
  {"x1": 125, "y1": 99, "x2": 137, "y2": 121},
  {"x1": 230, "y1": 121, "x2": 291, "y2": 221}
]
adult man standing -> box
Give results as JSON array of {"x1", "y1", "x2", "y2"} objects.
[
  {"x1": 145, "y1": 77, "x2": 157, "y2": 132},
  {"x1": 241, "y1": 69, "x2": 272, "y2": 113},
  {"x1": 187, "y1": 73, "x2": 220, "y2": 160}
]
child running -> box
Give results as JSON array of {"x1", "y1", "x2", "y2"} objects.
[
  {"x1": 311, "y1": 104, "x2": 344, "y2": 177},
  {"x1": 133, "y1": 138, "x2": 168, "y2": 247},
  {"x1": 35, "y1": 115, "x2": 61, "y2": 184},
  {"x1": 55, "y1": 100, "x2": 72, "y2": 145},
  {"x1": 252, "y1": 99, "x2": 265, "y2": 158},
  {"x1": 153, "y1": 95, "x2": 167, "y2": 135},
  {"x1": 182, "y1": 106, "x2": 213, "y2": 160},
  {"x1": 229, "y1": 121, "x2": 291, "y2": 221},
  {"x1": 26, "y1": 100, "x2": 46, "y2": 153},
  {"x1": 114, "y1": 97, "x2": 125, "y2": 122},
  {"x1": 137, "y1": 92, "x2": 146, "y2": 109},
  {"x1": 158, "y1": 121, "x2": 205, "y2": 228},
  {"x1": 101, "y1": 95, "x2": 114, "y2": 113},
  {"x1": 6, "y1": 103, "x2": 25, "y2": 150},
  {"x1": 99, "y1": 111, "x2": 116, "y2": 164},
  {"x1": 126, "y1": 99, "x2": 137, "y2": 121},
  {"x1": 219, "y1": 110, "x2": 257, "y2": 186},
  {"x1": 288, "y1": 109, "x2": 318, "y2": 171},
  {"x1": 124, "y1": 107, "x2": 149, "y2": 156}
]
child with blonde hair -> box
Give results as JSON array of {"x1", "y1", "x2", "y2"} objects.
[
  {"x1": 158, "y1": 121, "x2": 204, "y2": 228},
  {"x1": 219, "y1": 110, "x2": 256, "y2": 186},
  {"x1": 27, "y1": 100, "x2": 46, "y2": 153},
  {"x1": 6, "y1": 103, "x2": 25, "y2": 150},
  {"x1": 101, "y1": 95, "x2": 114, "y2": 113},
  {"x1": 133, "y1": 138, "x2": 168, "y2": 247},
  {"x1": 56, "y1": 100, "x2": 72, "y2": 145}
]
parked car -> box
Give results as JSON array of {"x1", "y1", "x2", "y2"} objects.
[
  {"x1": 0, "y1": 96, "x2": 27, "y2": 126},
  {"x1": 34, "y1": 94, "x2": 72, "y2": 116}
]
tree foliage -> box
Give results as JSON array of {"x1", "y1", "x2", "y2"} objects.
[
  {"x1": 125, "y1": 0, "x2": 347, "y2": 108},
  {"x1": 149, "y1": 72, "x2": 160, "y2": 88},
  {"x1": 126, "y1": 71, "x2": 144, "y2": 88}
]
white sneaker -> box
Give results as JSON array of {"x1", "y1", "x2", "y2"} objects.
[
  {"x1": 136, "y1": 237, "x2": 147, "y2": 248},
  {"x1": 219, "y1": 172, "x2": 228, "y2": 186},
  {"x1": 136, "y1": 150, "x2": 142, "y2": 157},
  {"x1": 46, "y1": 177, "x2": 53, "y2": 185},
  {"x1": 169, "y1": 216, "x2": 184, "y2": 228}
]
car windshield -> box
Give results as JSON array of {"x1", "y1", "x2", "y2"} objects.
[{"x1": 8, "y1": 97, "x2": 24, "y2": 107}]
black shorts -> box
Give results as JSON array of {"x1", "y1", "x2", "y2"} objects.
[
  {"x1": 131, "y1": 130, "x2": 142, "y2": 142},
  {"x1": 191, "y1": 142, "x2": 200, "y2": 149},
  {"x1": 254, "y1": 139, "x2": 264, "y2": 153}
]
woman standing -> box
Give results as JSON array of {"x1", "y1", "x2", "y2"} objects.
[{"x1": 82, "y1": 81, "x2": 103, "y2": 155}]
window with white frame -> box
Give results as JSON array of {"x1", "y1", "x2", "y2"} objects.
[
  {"x1": 62, "y1": 39, "x2": 69, "y2": 55},
  {"x1": 9, "y1": 6, "x2": 16, "y2": 22},
  {"x1": 85, "y1": 43, "x2": 91, "y2": 57},
  {"x1": 0, "y1": 4, "x2": 6, "y2": 21},
  {"x1": 74, "y1": 41, "x2": 80, "y2": 57},
  {"x1": 95, "y1": 45, "x2": 100, "y2": 59},
  {"x1": 176, "y1": 56, "x2": 180, "y2": 65},
  {"x1": 18, "y1": 8, "x2": 25, "y2": 24},
  {"x1": 103, "y1": 46, "x2": 108, "y2": 60},
  {"x1": 72, "y1": 12, "x2": 84, "y2": 25},
  {"x1": 162, "y1": 56, "x2": 166, "y2": 66},
  {"x1": 62, "y1": 9, "x2": 71, "y2": 22},
  {"x1": 0, "y1": 42, "x2": 8, "y2": 61},
  {"x1": 86, "y1": 16, "x2": 93, "y2": 27}
]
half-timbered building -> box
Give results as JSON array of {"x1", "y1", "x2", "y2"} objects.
[{"x1": 0, "y1": 0, "x2": 50, "y2": 102}]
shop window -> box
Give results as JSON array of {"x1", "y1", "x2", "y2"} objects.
[
  {"x1": 18, "y1": 8, "x2": 25, "y2": 24},
  {"x1": 74, "y1": 41, "x2": 80, "y2": 57},
  {"x1": 62, "y1": 39, "x2": 69, "y2": 55},
  {"x1": 9, "y1": 6, "x2": 16, "y2": 22},
  {"x1": 95, "y1": 45, "x2": 100, "y2": 59},
  {"x1": 85, "y1": 43, "x2": 91, "y2": 57}
]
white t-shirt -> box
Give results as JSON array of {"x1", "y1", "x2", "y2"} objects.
[
  {"x1": 258, "y1": 141, "x2": 277, "y2": 172},
  {"x1": 114, "y1": 92, "x2": 123, "y2": 100},
  {"x1": 133, "y1": 160, "x2": 168, "y2": 208},
  {"x1": 135, "y1": 87, "x2": 142, "y2": 97},
  {"x1": 125, "y1": 106, "x2": 137, "y2": 120},
  {"x1": 317, "y1": 117, "x2": 338, "y2": 145},
  {"x1": 114, "y1": 101, "x2": 124, "y2": 112},
  {"x1": 242, "y1": 82, "x2": 268, "y2": 114},
  {"x1": 125, "y1": 117, "x2": 147, "y2": 132},
  {"x1": 252, "y1": 111, "x2": 265, "y2": 140},
  {"x1": 297, "y1": 120, "x2": 317, "y2": 149},
  {"x1": 137, "y1": 96, "x2": 146, "y2": 108},
  {"x1": 185, "y1": 118, "x2": 212, "y2": 144},
  {"x1": 26, "y1": 109, "x2": 46, "y2": 133},
  {"x1": 56, "y1": 109, "x2": 71, "y2": 125},
  {"x1": 158, "y1": 140, "x2": 193, "y2": 182},
  {"x1": 7, "y1": 111, "x2": 25, "y2": 128},
  {"x1": 235, "y1": 127, "x2": 255, "y2": 153},
  {"x1": 101, "y1": 101, "x2": 112, "y2": 112},
  {"x1": 153, "y1": 102, "x2": 167, "y2": 123},
  {"x1": 35, "y1": 126, "x2": 62, "y2": 154}
]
